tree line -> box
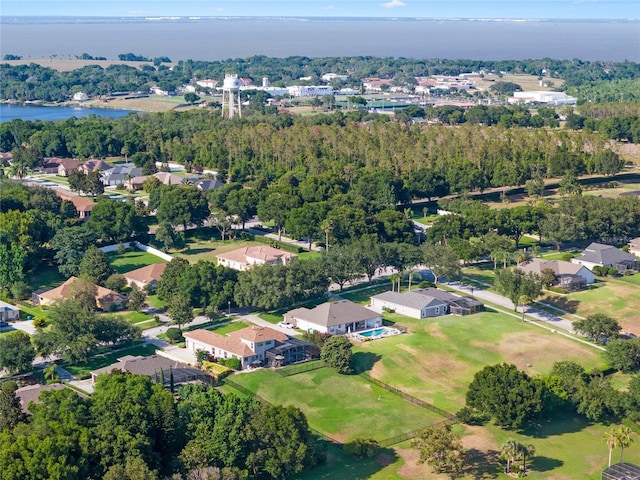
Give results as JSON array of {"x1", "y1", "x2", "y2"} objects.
[
  {"x1": 2, "y1": 56, "x2": 639, "y2": 102},
  {"x1": 0, "y1": 375, "x2": 320, "y2": 480}
]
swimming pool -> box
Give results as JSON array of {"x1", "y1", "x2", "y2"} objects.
[
  {"x1": 354, "y1": 326, "x2": 403, "y2": 340},
  {"x1": 359, "y1": 327, "x2": 390, "y2": 338}
]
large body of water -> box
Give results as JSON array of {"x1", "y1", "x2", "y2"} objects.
[
  {"x1": 1, "y1": 17, "x2": 639, "y2": 62},
  {"x1": 0, "y1": 104, "x2": 137, "y2": 123}
]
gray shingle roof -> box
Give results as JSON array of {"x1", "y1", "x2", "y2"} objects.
[
  {"x1": 579, "y1": 242, "x2": 638, "y2": 266},
  {"x1": 286, "y1": 300, "x2": 380, "y2": 328},
  {"x1": 371, "y1": 290, "x2": 448, "y2": 310}
]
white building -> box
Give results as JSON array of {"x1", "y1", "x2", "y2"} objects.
[
  {"x1": 322, "y1": 73, "x2": 349, "y2": 82},
  {"x1": 284, "y1": 300, "x2": 382, "y2": 335},
  {"x1": 511, "y1": 91, "x2": 577, "y2": 106},
  {"x1": 72, "y1": 92, "x2": 88, "y2": 102},
  {"x1": 287, "y1": 85, "x2": 334, "y2": 98},
  {"x1": 196, "y1": 79, "x2": 218, "y2": 89}
]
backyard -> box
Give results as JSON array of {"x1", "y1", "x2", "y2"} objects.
[
  {"x1": 64, "y1": 343, "x2": 158, "y2": 379},
  {"x1": 106, "y1": 248, "x2": 167, "y2": 274}
]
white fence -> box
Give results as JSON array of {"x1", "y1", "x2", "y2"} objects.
[{"x1": 99, "y1": 242, "x2": 173, "y2": 262}]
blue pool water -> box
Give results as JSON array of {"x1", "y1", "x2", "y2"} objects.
[{"x1": 359, "y1": 328, "x2": 389, "y2": 338}]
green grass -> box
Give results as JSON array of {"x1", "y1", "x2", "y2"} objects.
[
  {"x1": 618, "y1": 272, "x2": 640, "y2": 286},
  {"x1": 173, "y1": 239, "x2": 257, "y2": 263},
  {"x1": 297, "y1": 251, "x2": 322, "y2": 261},
  {"x1": 146, "y1": 295, "x2": 167, "y2": 309},
  {"x1": 352, "y1": 310, "x2": 605, "y2": 414},
  {"x1": 17, "y1": 302, "x2": 50, "y2": 320},
  {"x1": 107, "y1": 249, "x2": 167, "y2": 274},
  {"x1": 65, "y1": 343, "x2": 159, "y2": 379},
  {"x1": 122, "y1": 311, "x2": 152, "y2": 323},
  {"x1": 339, "y1": 283, "x2": 392, "y2": 304},
  {"x1": 26, "y1": 264, "x2": 65, "y2": 292},
  {"x1": 225, "y1": 368, "x2": 446, "y2": 443},
  {"x1": 206, "y1": 320, "x2": 248, "y2": 335},
  {"x1": 258, "y1": 313, "x2": 282, "y2": 324}
]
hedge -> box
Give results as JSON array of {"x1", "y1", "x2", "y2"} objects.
[{"x1": 252, "y1": 235, "x2": 304, "y2": 254}]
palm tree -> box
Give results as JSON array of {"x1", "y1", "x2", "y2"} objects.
[
  {"x1": 515, "y1": 248, "x2": 528, "y2": 266},
  {"x1": 389, "y1": 274, "x2": 399, "y2": 293},
  {"x1": 518, "y1": 294, "x2": 532, "y2": 322},
  {"x1": 43, "y1": 364, "x2": 59, "y2": 383},
  {"x1": 321, "y1": 219, "x2": 333, "y2": 252},
  {"x1": 604, "y1": 428, "x2": 617, "y2": 467},
  {"x1": 519, "y1": 443, "x2": 535, "y2": 474},
  {"x1": 500, "y1": 439, "x2": 521, "y2": 474},
  {"x1": 614, "y1": 425, "x2": 635, "y2": 464}
]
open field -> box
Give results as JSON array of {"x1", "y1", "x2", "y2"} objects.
[
  {"x1": 479, "y1": 73, "x2": 564, "y2": 93},
  {"x1": 354, "y1": 311, "x2": 604, "y2": 413},
  {"x1": 225, "y1": 367, "x2": 446, "y2": 443},
  {"x1": 107, "y1": 248, "x2": 167, "y2": 274},
  {"x1": 3, "y1": 58, "x2": 174, "y2": 71},
  {"x1": 83, "y1": 95, "x2": 200, "y2": 113},
  {"x1": 541, "y1": 278, "x2": 640, "y2": 335}
]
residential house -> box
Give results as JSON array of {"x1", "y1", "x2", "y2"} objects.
[
  {"x1": 79, "y1": 159, "x2": 112, "y2": 174},
  {"x1": 195, "y1": 178, "x2": 224, "y2": 192},
  {"x1": 54, "y1": 189, "x2": 95, "y2": 221},
  {"x1": 153, "y1": 171, "x2": 184, "y2": 186},
  {"x1": 518, "y1": 258, "x2": 594, "y2": 291},
  {"x1": 284, "y1": 300, "x2": 382, "y2": 335},
  {"x1": 183, "y1": 326, "x2": 311, "y2": 370},
  {"x1": 56, "y1": 159, "x2": 82, "y2": 177},
  {"x1": 15, "y1": 384, "x2": 66, "y2": 413},
  {"x1": 571, "y1": 242, "x2": 639, "y2": 273},
  {"x1": 628, "y1": 237, "x2": 640, "y2": 257},
  {"x1": 369, "y1": 290, "x2": 449, "y2": 319},
  {"x1": 215, "y1": 246, "x2": 297, "y2": 271},
  {"x1": 370, "y1": 288, "x2": 483, "y2": 318},
  {"x1": 90, "y1": 354, "x2": 210, "y2": 385},
  {"x1": 0, "y1": 300, "x2": 20, "y2": 326},
  {"x1": 41, "y1": 157, "x2": 66, "y2": 174},
  {"x1": 32, "y1": 276, "x2": 126, "y2": 311},
  {"x1": 101, "y1": 165, "x2": 143, "y2": 186},
  {"x1": 123, "y1": 263, "x2": 167, "y2": 291}
]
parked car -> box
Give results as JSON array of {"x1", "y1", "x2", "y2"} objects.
[{"x1": 278, "y1": 321, "x2": 295, "y2": 329}]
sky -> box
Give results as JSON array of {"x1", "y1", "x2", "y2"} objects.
[{"x1": 1, "y1": 0, "x2": 639, "y2": 19}]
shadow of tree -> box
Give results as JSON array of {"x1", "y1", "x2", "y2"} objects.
[
  {"x1": 301, "y1": 443, "x2": 399, "y2": 480},
  {"x1": 351, "y1": 352, "x2": 382, "y2": 373},
  {"x1": 541, "y1": 296, "x2": 581, "y2": 314},
  {"x1": 529, "y1": 455, "x2": 563, "y2": 472},
  {"x1": 524, "y1": 412, "x2": 590, "y2": 439},
  {"x1": 464, "y1": 448, "x2": 500, "y2": 479},
  {"x1": 179, "y1": 247, "x2": 213, "y2": 256}
]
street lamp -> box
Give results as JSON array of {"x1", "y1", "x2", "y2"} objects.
[{"x1": 228, "y1": 301, "x2": 231, "y2": 316}]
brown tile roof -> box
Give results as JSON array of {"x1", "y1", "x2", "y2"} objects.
[
  {"x1": 124, "y1": 263, "x2": 167, "y2": 283},
  {"x1": 54, "y1": 190, "x2": 95, "y2": 212},
  {"x1": 91, "y1": 354, "x2": 186, "y2": 377},
  {"x1": 216, "y1": 246, "x2": 297, "y2": 265},
  {"x1": 38, "y1": 276, "x2": 124, "y2": 303},
  {"x1": 184, "y1": 326, "x2": 287, "y2": 358}
]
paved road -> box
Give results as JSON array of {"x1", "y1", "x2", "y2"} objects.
[{"x1": 444, "y1": 280, "x2": 576, "y2": 333}]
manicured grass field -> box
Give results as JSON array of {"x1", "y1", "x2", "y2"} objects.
[
  {"x1": 541, "y1": 277, "x2": 640, "y2": 335},
  {"x1": 65, "y1": 343, "x2": 158, "y2": 379},
  {"x1": 258, "y1": 313, "x2": 282, "y2": 324},
  {"x1": 206, "y1": 320, "x2": 248, "y2": 335},
  {"x1": 107, "y1": 249, "x2": 167, "y2": 274},
  {"x1": 225, "y1": 368, "x2": 446, "y2": 443},
  {"x1": 353, "y1": 311, "x2": 604, "y2": 413}
]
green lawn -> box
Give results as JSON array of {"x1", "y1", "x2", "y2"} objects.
[
  {"x1": 353, "y1": 311, "x2": 605, "y2": 414},
  {"x1": 107, "y1": 249, "x2": 167, "y2": 274},
  {"x1": 206, "y1": 320, "x2": 248, "y2": 335},
  {"x1": 145, "y1": 294, "x2": 167, "y2": 310},
  {"x1": 225, "y1": 368, "x2": 446, "y2": 444},
  {"x1": 618, "y1": 272, "x2": 640, "y2": 286},
  {"x1": 173, "y1": 239, "x2": 257, "y2": 263},
  {"x1": 65, "y1": 343, "x2": 159, "y2": 379},
  {"x1": 26, "y1": 264, "x2": 65, "y2": 292},
  {"x1": 122, "y1": 311, "x2": 152, "y2": 323},
  {"x1": 258, "y1": 313, "x2": 282, "y2": 324}
]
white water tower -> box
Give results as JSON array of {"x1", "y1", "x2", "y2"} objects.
[{"x1": 221, "y1": 73, "x2": 241, "y2": 119}]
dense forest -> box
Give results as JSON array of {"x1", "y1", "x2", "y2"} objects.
[
  {"x1": 1, "y1": 56, "x2": 639, "y2": 102},
  {"x1": 0, "y1": 376, "x2": 320, "y2": 480}
]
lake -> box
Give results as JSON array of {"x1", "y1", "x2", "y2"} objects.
[
  {"x1": 0, "y1": 104, "x2": 137, "y2": 122},
  {"x1": 1, "y1": 17, "x2": 638, "y2": 62}
]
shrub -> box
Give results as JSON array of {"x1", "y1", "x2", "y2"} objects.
[
  {"x1": 165, "y1": 327, "x2": 183, "y2": 344},
  {"x1": 115, "y1": 183, "x2": 126, "y2": 190},
  {"x1": 104, "y1": 273, "x2": 127, "y2": 292},
  {"x1": 593, "y1": 266, "x2": 609, "y2": 276},
  {"x1": 32, "y1": 317, "x2": 47, "y2": 328},
  {"x1": 547, "y1": 286, "x2": 567, "y2": 294},
  {"x1": 344, "y1": 438, "x2": 380, "y2": 459},
  {"x1": 222, "y1": 357, "x2": 242, "y2": 370},
  {"x1": 607, "y1": 267, "x2": 619, "y2": 276},
  {"x1": 418, "y1": 280, "x2": 435, "y2": 288}
]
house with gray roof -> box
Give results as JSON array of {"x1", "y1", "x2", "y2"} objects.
[
  {"x1": 370, "y1": 288, "x2": 483, "y2": 318},
  {"x1": 571, "y1": 242, "x2": 639, "y2": 273},
  {"x1": 370, "y1": 290, "x2": 448, "y2": 319},
  {"x1": 0, "y1": 300, "x2": 20, "y2": 325},
  {"x1": 101, "y1": 164, "x2": 143, "y2": 186},
  {"x1": 91, "y1": 354, "x2": 210, "y2": 386},
  {"x1": 284, "y1": 300, "x2": 382, "y2": 334}
]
